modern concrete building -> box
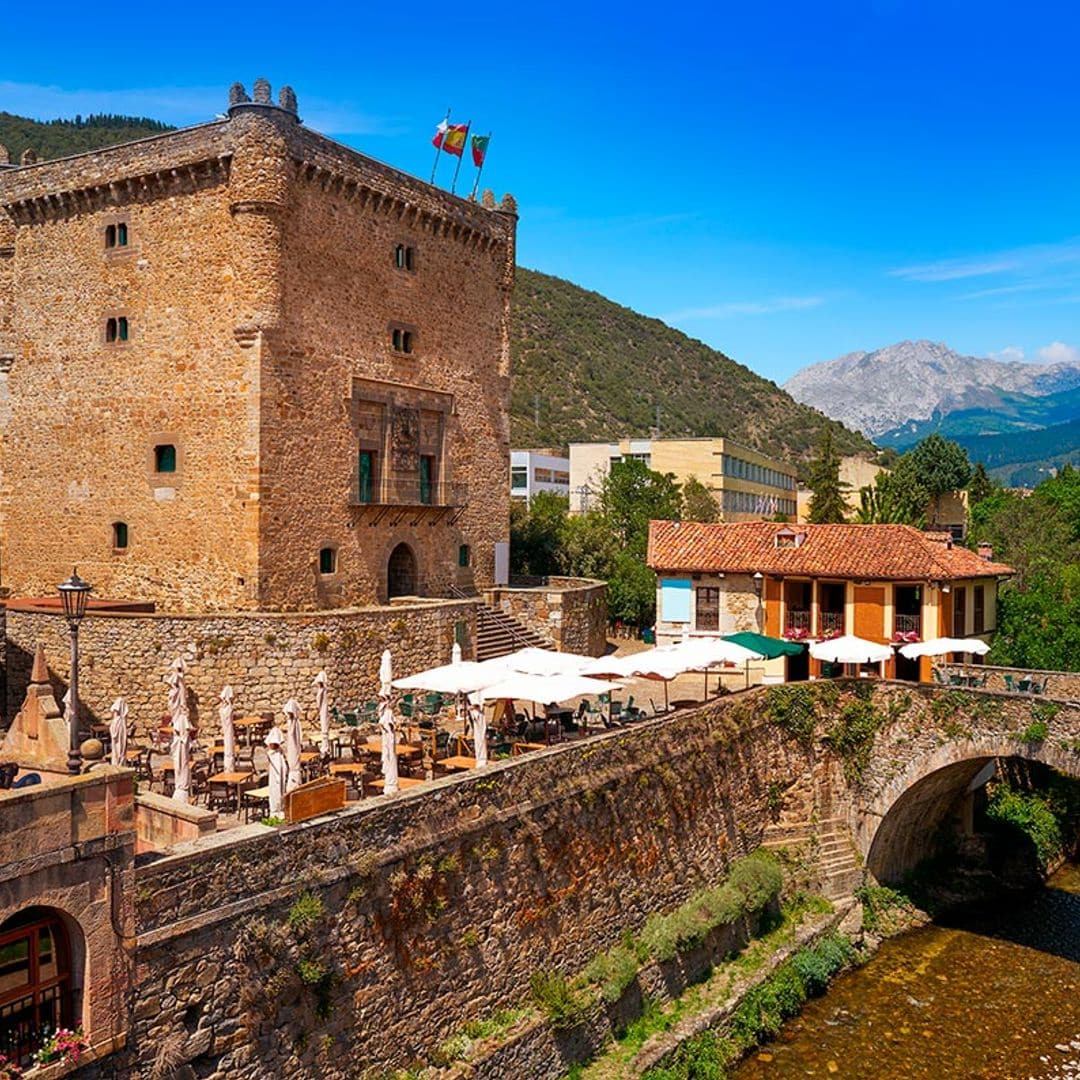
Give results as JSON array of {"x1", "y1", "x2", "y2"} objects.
[
  {"x1": 569, "y1": 437, "x2": 797, "y2": 520},
  {"x1": 510, "y1": 450, "x2": 570, "y2": 502}
]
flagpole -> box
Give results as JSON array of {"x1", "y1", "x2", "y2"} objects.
[
  {"x1": 451, "y1": 120, "x2": 471, "y2": 194},
  {"x1": 470, "y1": 131, "x2": 492, "y2": 200},
  {"x1": 430, "y1": 107, "x2": 450, "y2": 185}
]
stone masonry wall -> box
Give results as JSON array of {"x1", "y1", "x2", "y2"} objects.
[
  {"x1": 109, "y1": 690, "x2": 813, "y2": 1078},
  {"x1": 487, "y1": 577, "x2": 607, "y2": 655},
  {"x1": 3, "y1": 599, "x2": 476, "y2": 737},
  {"x1": 0, "y1": 91, "x2": 516, "y2": 614}
]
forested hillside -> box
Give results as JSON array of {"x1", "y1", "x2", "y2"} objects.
[
  {"x1": 511, "y1": 268, "x2": 873, "y2": 468},
  {"x1": 0, "y1": 112, "x2": 173, "y2": 161}
]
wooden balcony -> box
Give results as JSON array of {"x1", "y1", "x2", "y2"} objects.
[{"x1": 349, "y1": 479, "x2": 468, "y2": 525}]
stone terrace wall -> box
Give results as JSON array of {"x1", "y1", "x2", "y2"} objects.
[
  {"x1": 3, "y1": 599, "x2": 476, "y2": 736},
  {"x1": 111, "y1": 690, "x2": 814, "y2": 1079},
  {"x1": 487, "y1": 577, "x2": 607, "y2": 655},
  {"x1": 945, "y1": 663, "x2": 1080, "y2": 700}
]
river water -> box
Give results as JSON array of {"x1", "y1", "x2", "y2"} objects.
[{"x1": 735, "y1": 864, "x2": 1080, "y2": 1080}]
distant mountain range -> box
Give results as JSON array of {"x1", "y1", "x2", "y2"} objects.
[
  {"x1": 784, "y1": 340, "x2": 1080, "y2": 484},
  {"x1": 784, "y1": 340, "x2": 1080, "y2": 440}
]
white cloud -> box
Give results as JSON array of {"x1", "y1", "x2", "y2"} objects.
[
  {"x1": 990, "y1": 345, "x2": 1026, "y2": 362},
  {"x1": 664, "y1": 296, "x2": 824, "y2": 321},
  {"x1": 0, "y1": 80, "x2": 392, "y2": 136},
  {"x1": 889, "y1": 239, "x2": 1080, "y2": 285},
  {"x1": 1037, "y1": 341, "x2": 1080, "y2": 365}
]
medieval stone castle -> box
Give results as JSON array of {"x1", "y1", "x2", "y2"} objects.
[{"x1": 0, "y1": 78, "x2": 517, "y2": 614}]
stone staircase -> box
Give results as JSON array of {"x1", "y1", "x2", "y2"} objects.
[
  {"x1": 762, "y1": 816, "x2": 864, "y2": 902},
  {"x1": 474, "y1": 601, "x2": 551, "y2": 661}
]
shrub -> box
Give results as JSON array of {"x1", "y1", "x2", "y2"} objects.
[
  {"x1": 765, "y1": 685, "x2": 818, "y2": 747},
  {"x1": 529, "y1": 970, "x2": 589, "y2": 1030},
  {"x1": 854, "y1": 884, "x2": 914, "y2": 934},
  {"x1": 1013, "y1": 720, "x2": 1049, "y2": 745},
  {"x1": 826, "y1": 700, "x2": 886, "y2": 783},
  {"x1": 287, "y1": 892, "x2": 324, "y2": 936},
  {"x1": 986, "y1": 785, "x2": 1062, "y2": 867},
  {"x1": 584, "y1": 935, "x2": 640, "y2": 1003}
]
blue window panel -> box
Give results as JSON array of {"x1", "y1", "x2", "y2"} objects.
[{"x1": 660, "y1": 578, "x2": 692, "y2": 623}]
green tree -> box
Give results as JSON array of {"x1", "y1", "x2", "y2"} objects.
[
  {"x1": 908, "y1": 434, "x2": 972, "y2": 527},
  {"x1": 509, "y1": 491, "x2": 568, "y2": 576},
  {"x1": 854, "y1": 454, "x2": 928, "y2": 526},
  {"x1": 559, "y1": 511, "x2": 618, "y2": 580},
  {"x1": 605, "y1": 550, "x2": 658, "y2": 628},
  {"x1": 967, "y1": 461, "x2": 995, "y2": 507},
  {"x1": 807, "y1": 432, "x2": 848, "y2": 523},
  {"x1": 681, "y1": 475, "x2": 720, "y2": 523},
  {"x1": 598, "y1": 458, "x2": 683, "y2": 550}
]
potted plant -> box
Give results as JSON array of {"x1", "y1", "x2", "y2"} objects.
[
  {"x1": 32, "y1": 1029, "x2": 86, "y2": 1069},
  {"x1": 0, "y1": 1052, "x2": 23, "y2": 1079}
]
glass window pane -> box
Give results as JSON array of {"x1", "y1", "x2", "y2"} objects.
[
  {"x1": 117, "y1": 222, "x2": 128, "y2": 247},
  {"x1": 155, "y1": 445, "x2": 176, "y2": 473},
  {"x1": 0, "y1": 938, "x2": 30, "y2": 995}
]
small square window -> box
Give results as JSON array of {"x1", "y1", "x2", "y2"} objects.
[
  {"x1": 154, "y1": 444, "x2": 177, "y2": 473},
  {"x1": 319, "y1": 547, "x2": 337, "y2": 575},
  {"x1": 458, "y1": 544, "x2": 470, "y2": 568},
  {"x1": 112, "y1": 522, "x2": 129, "y2": 550}
]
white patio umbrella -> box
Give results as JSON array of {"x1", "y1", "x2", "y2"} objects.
[
  {"x1": 265, "y1": 726, "x2": 287, "y2": 816},
  {"x1": 379, "y1": 649, "x2": 393, "y2": 696},
  {"x1": 478, "y1": 671, "x2": 621, "y2": 705},
  {"x1": 109, "y1": 697, "x2": 128, "y2": 768},
  {"x1": 219, "y1": 685, "x2": 236, "y2": 772},
  {"x1": 899, "y1": 637, "x2": 991, "y2": 659},
  {"x1": 452, "y1": 641, "x2": 463, "y2": 665},
  {"x1": 166, "y1": 667, "x2": 192, "y2": 804},
  {"x1": 502, "y1": 646, "x2": 594, "y2": 677},
  {"x1": 378, "y1": 691, "x2": 399, "y2": 795},
  {"x1": 313, "y1": 670, "x2": 330, "y2": 755},
  {"x1": 393, "y1": 659, "x2": 507, "y2": 695},
  {"x1": 810, "y1": 635, "x2": 893, "y2": 666},
  {"x1": 282, "y1": 698, "x2": 303, "y2": 792}
]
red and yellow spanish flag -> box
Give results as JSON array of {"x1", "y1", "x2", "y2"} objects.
[{"x1": 433, "y1": 121, "x2": 469, "y2": 157}]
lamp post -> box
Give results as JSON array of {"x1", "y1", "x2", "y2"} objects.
[{"x1": 58, "y1": 569, "x2": 93, "y2": 775}]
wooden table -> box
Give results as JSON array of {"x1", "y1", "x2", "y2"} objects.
[
  {"x1": 440, "y1": 755, "x2": 477, "y2": 772},
  {"x1": 242, "y1": 784, "x2": 271, "y2": 822},
  {"x1": 356, "y1": 740, "x2": 421, "y2": 759},
  {"x1": 234, "y1": 715, "x2": 271, "y2": 745},
  {"x1": 512, "y1": 742, "x2": 547, "y2": 756},
  {"x1": 207, "y1": 770, "x2": 254, "y2": 810},
  {"x1": 368, "y1": 776, "x2": 425, "y2": 792}
]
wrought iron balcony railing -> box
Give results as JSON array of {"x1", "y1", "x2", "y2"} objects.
[
  {"x1": 349, "y1": 479, "x2": 468, "y2": 508},
  {"x1": 819, "y1": 610, "x2": 845, "y2": 636},
  {"x1": 784, "y1": 609, "x2": 810, "y2": 636},
  {"x1": 894, "y1": 612, "x2": 921, "y2": 636}
]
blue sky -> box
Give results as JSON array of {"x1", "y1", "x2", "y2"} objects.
[{"x1": 4, "y1": 0, "x2": 1079, "y2": 382}]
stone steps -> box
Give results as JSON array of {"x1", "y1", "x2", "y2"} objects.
[
  {"x1": 763, "y1": 819, "x2": 863, "y2": 901},
  {"x1": 475, "y1": 603, "x2": 551, "y2": 661}
]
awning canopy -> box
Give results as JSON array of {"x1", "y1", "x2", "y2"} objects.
[
  {"x1": 809, "y1": 635, "x2": 893, "y2": 665},
  {"x1": 722, "y1": 632, "x2": 805, "y2": 660},
  {"x1": 899, "y1": 637, "x2": 991, "y2": 659}
]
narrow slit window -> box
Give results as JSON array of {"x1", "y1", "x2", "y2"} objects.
[
  {"x1": 117, "y1": 316, "x2": 128, "y2": 342},
  {"x1": 392, "y1": 328, "x2": 402, "y2": 352},
  {"x1": 458, "y1": 544, "x2": 470, "y2": 568},
  {"x1": 113, "y1": 522, "x2": 129, "y2": 550},
  {"x1": 154, "y1": 444, "x2": 177, "y2": 473},
  {"x1": 319, "y1": 547, "x2": 337, "y2": 575},
  {"x1": 117, "y1": 222, "x2": 128, "y2": 247},
  {"x1": 105, "y1": 224, "x2": 116, "y2": 248},
  {"x1": 391, "y1": 328, "x2": 413, "y2": 354},
  {"x1": 105, "y1": 318, "x2": 117, "y2": 343}
]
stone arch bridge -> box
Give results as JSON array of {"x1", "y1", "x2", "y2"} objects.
[{"x1": 760, "y1": 680, "x2": 1080, "y2": 889}]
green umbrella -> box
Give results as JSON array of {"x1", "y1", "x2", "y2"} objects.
[
  {"x1": 722, "y1": 632, "x2": 805, "y2": 687},
  {"x1": 722, "y1": 632, "x2": 804, "y2": 659}
]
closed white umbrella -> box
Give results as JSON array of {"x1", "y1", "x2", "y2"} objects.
[
  {"x1": 219, "y1": 685, "x2": 236, "y2": 772},
  {"x1": 379, "y1": 649, "x2": 393, "y2": 696},
  {"x1": 899, "y1": 637, "x2": 991, "y2": 659},
  {"x1": 452, "y1": 641, "x2": 463, "y2": 665},
  {"x1": 378, "y1": 690, "x2": 399, "y2": 795},
  {"x1": 469, "y1": 698, "x2": 488, "y2": 767},
  {"x1": 282, "y1": 698, "x2": 303, "y2": 792},
  {"x1": 313, "y1": 670, "x2": 330, "y2": 756},
  {"x1": 265, "y1": 726, "x2": 287, "y2": 817},
  {"x1": 109, "y1": 697, "x2": 128, "y2": 768},
  {"x1": 166, "y1": 668, "x2": 192, "y2": 804},
  {"x1": 810, "y1": 635, "x2": 893, "y2": 665}
]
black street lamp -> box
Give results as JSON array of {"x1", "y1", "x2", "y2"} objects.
[{"x1": 58, "y1": 569, "x2": 93, "y2": 775}]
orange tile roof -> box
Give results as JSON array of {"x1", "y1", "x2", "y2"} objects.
[{"x1": 647, "y1": 521, "x2": 1014, "y2": 581}]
